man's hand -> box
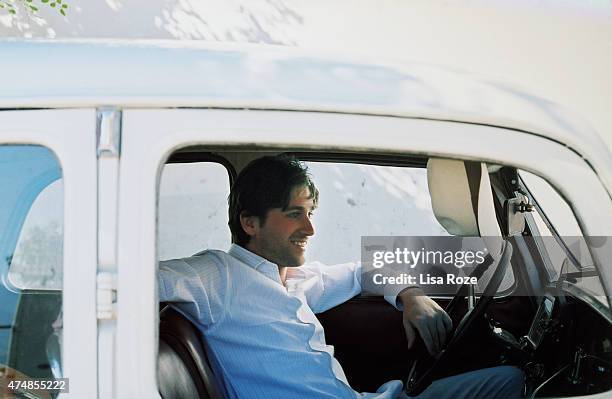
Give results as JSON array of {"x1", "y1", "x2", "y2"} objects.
[{"x1": 399, "y1": 287, "x2": 453, "y2": 356}]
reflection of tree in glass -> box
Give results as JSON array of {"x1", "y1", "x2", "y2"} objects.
[{"x1": 10, "y1": 221, "x2": 63, "y2": 289}]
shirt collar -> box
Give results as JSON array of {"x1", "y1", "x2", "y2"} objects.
[{"x1": 228, "y1": 244, "x2": 283, "y2": 285}]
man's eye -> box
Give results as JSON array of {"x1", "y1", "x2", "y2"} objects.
[{"x1": 288, "y1": 212, "x2": 301, "y2": 218}]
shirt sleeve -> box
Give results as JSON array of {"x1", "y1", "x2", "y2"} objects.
[
  {"x1": 293, "y1": 261, "x2": 414, "y2": 313},
  {"x1": 361, "y1": 262, "x2": 418, "y2": 310},
  {"x1": 158, "y1": 252, "x2": 228, "y2": 326}
]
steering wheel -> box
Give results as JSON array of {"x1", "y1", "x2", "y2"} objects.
[{"x1": 404, "y1": 240, "x2": 513, "y2": 396}]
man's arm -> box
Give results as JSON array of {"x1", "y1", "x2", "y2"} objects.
[
  {"x1": 350, "y1": 262, "x2": 454, "y2": 356},
  {"x1": 158, "y1": 253, "x2": 228, "y2": 326},
  {"x1": 295, "y1": 261, "x2": 452, "y2": 355},
  {"x1": 287, "y1": 261, "x2": 361, "y2": 313}
]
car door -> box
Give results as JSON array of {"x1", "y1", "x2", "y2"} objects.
[
  {"x1": 116, "y1": 108, "x2": 612, "y2": 398},
  {"x1": 0, "y1": 110, "x2": 98, "y2": 398}
]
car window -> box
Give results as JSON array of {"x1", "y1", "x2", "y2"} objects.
[
  {"x1": 304, "y1": 162, "x2": 449, "y2": 264},
  {"x1": 520, "y1": 170, "x2": 606, "y2": 307},
  {"x1": 520, "y1": 171, "x2": 594, "y2": 272},
  {"x1": 158, "y1": 162, "x2": 231, "y2": 260},
  {"x1": 304, "y1": 161, "x2": 514, "y2": 295},
  {"x1": 9, "y1": 179, "x2": 63, "y2": 290},
  {"x1": 0, "y1": 145, "x2": 64, "y2": 380},
  {"x1": 156, "y1": 158, "x2": 514, "y2": 296}
]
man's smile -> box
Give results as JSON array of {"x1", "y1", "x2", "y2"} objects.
[{"x1": 290, "y1": 238, "x2": 308, "y2": 250}]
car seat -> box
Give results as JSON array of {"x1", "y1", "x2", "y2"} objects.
[{"x1": 158, "y1": 304, "x2": 224, "y2": 399}]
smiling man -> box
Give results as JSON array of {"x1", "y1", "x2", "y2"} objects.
[{"x1": 158, "y1": 155, "x2": 524, "y2": 398}]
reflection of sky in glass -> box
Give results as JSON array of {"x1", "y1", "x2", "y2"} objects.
[
  {"x1": 0, "y1": 145, "x2": 63, "y2": 364},
  {"x1": 0, "y1": 145, "x2": 62, "y2": 290},
  {"x1": 10, "y1": 179, "x2": 63, "y2": 290},
  {"x1": 15, "y1": 179, "x2": 63, "y2": 227}
]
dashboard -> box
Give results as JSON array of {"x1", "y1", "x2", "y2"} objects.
[{"x1": 509, "y1": 289, "x2": 612, "y2": 397}]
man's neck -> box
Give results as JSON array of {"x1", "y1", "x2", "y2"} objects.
[{"x1": 242, "y1": 243, "x2": 288, "y2": 285}]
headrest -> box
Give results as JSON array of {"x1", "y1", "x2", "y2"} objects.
[{"x1": 427, "y1": 159, "x2": 502, "y2": 255}]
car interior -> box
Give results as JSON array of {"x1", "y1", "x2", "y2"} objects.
[{"x1": 156, "y1": 148, "x2": 612, "y2": 399}]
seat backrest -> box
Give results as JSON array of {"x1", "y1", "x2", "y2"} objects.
[
  {"x1": 158, "y1": 305, "x2": 223, "y2": 399},
  {"x1": 427, "y1": 158, "x2": 503, "y2": 257}
]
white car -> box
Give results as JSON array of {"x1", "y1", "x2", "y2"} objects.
[{"x1": 0, "y1": 40, "x2": 610, "y2": 398}]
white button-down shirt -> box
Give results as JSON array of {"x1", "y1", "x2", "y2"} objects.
[{"x1": 158, "y1": 244, "x2": 406, "y2": 398}]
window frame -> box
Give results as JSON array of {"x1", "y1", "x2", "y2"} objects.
[{"x1": 166, "y1": 151, "x2": 237, "y2": 186}]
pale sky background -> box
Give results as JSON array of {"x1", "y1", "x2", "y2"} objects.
[{"x1": 1, "y1": 0, "x2": 611, "y2": 151}]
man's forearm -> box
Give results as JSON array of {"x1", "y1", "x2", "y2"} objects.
[{"x1": 360, "y1": 264, "x2": 419, "y2": 310}]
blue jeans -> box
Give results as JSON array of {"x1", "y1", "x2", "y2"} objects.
[{"x1": 404, "y1": 366, "x2": 524, "y2": 399}]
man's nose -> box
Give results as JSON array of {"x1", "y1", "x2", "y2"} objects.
[{"x1": 302, "y1": 215, "x2": 315, "y2": 236}]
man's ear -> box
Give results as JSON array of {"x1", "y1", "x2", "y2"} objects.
[{"x1": 239, "y1": 211, "x2": 260, "y2": 238}]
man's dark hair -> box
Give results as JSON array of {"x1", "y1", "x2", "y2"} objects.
[{"x1": 228, "y1": 155, "x2": 319, "y2": 246}]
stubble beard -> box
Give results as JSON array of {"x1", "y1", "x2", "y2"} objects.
[{"x1": 261, "y1": 237, "x2": 305, "y2": 267}]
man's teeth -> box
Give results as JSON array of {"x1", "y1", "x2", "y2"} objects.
[{"x1": 291, "y1": 240, "x2": 307, "y2": 248}]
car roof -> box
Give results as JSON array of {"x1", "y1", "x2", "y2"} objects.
[{"x1": 2, "y1": 39, "x2": 611, "y2": 191}]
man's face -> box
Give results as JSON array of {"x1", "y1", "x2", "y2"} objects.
[{"x1": 245, "y1": 185, "x2": 316, "y2": 267}]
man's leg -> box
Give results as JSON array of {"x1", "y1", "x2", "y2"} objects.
[{"x1": 405, "y1": 366, "x2": 524, "y2": 399}]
